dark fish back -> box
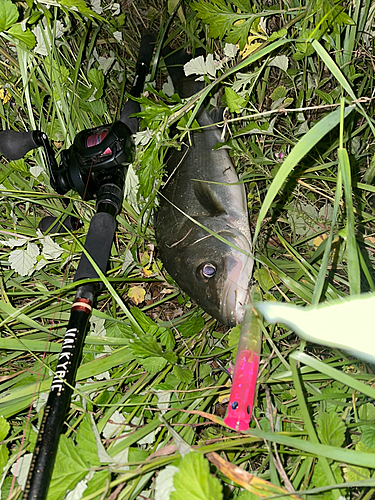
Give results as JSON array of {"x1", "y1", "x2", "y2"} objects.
[{"x1": 162, "y1": 47, "x2": 204, "y2": 98}]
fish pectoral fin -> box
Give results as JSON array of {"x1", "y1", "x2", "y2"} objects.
[{"x1": 193, "y1": 181, "x2": 227, "y2": 217}]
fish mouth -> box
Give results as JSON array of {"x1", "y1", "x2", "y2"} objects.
[{"x1": 220, "y1": 235, "x2": 253, "y2": 326}]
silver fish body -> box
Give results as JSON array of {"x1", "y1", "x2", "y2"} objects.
[{"x1": 155, "y1": 52, "x2": 253, "y2": 326}]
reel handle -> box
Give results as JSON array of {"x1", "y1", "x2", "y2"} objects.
[{"x1": 0, "y1": 130, "x2": 41, "y2": 160}]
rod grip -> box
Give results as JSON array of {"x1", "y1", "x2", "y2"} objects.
[
  {"x1": 23, "y1": 309, "x2": 91, "y2": 500},
  {"x1": 0, "y1": 130, "x2": 40, "y2": 160},
  {"x1": 74, "y1": 212, "x2": 116, "y2": 284},
  {"x1": 120, "y1": 33, "x2": 155, "y2": 132}
]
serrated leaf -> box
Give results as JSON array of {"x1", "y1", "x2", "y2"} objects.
[
  {"x1": 155, "y1": 466, "x2": 179, "y2": 500},
  {"x1": 268, "y1": 55, "x2": 289, "y2": 72},
  {"x1": 344, "y1": 465, "x2": 370, "y2": 482},
  {"x1": 362, "y1": 425, "x2": 375, "y2": 449},
  {"x1": 178, "y1": 316, "x2": 204, "y2": 337},
  {"x1": 106, "y1": 321, "x2": 133, "y2": 338},
  {"x1": 1, "y1": 237, "x2": 28, "y2": 248},
  {"x1": 0, "y1": 0, "x2": 18, "y2": 32},
  {"x1": 128, "y1": 448, "x2": 149, "y2": 466},
  {"x1": 156, "y1": 390, "x2": 171, "y2": 416},
  {"x1": 11, "y1": 453, "x2": 33, "y2": 489},
  {"x1": 75, "y1": 414, "x2": 100, "y2": 466},
  {"x1": 160, "y1": 328, "x2": 175, "y2": 350},
  {"x1": 132, "y1": 334, "x2": 163, "y2": 357},
  {"x1": 173, "y1": 365, "x2": 193, "y2": 383},
  {"x1": 65, "y1": 478, "x2": 88, "y2": 500},
  {"x1": 171, "y1": 452, "x2": 223, "y2": 500},
  {"x1": 88, "y1": 68, "x2": 104, "y2": 99},
  {"x1": 48, "y1": 435, "x2": 89, "y2": 500},
  {"x1": 90, "y1": 0, "x2": 102, "y2": 14},
  {"x1": 58, "y1": 0, "x2": 102, "y2": 20},
  {"x1": 270, "y1": 86, "x2": 287, "y2": 101},
  {"x1": 268, "y1": 28, "x2": 287, "y2": 41},
  {"x1": 131, "y1": 307, "x2": 158, "y2": 334},
  {"x1": 359, "y1": 403, "x2": 375, "y2": 421},
  {"x1": 42, "y1": 235, "x2": 63, "y2": 260},
  {"x1": 128, "y1": 285, "x2": 146, "y2": 305},
  {"x1": 139, "y1": 356, "x2": 168, "y2": 374},
  {"x1": 184, "y1": 54, "x2": 216, "y2": 78},
  {"x1": 224, "y1": 87, "x2": 246, "y2": 113},
  {"x1": 7, "y1": 25, "x2": 36, "y2": 48},
  {"x1": 102, "y1": 410, "x2": 125, "y2": 439},
  {"x1": 224, "y1": 43, "x2": 238, "y2": 58},
  {"x1": 316, "y1": 411, "x2": 345, "y2": 447},
  {"x1": 356, "y1": 439, "x2": 375, "y2": 454},
  {"x1": 310, "y1": 462, "x2": 342, "y2": 500},
  {"x1": 9, "y1": 242, "x2": 39, "y2": 276}
]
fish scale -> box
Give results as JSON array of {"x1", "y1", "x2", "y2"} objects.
[{"x1": 155, "y1": 49, "x2": 254, "y2": 326}]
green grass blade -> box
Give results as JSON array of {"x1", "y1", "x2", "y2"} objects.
[
  {"x1": 253, "y1": 105, "x2": 355, "y2": 243},
  {"x1": 290, "y1": 351, "x2": 375, "y2": 399}
]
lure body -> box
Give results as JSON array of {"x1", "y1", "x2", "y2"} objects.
[
  {"x1": 224, "y1": 349, "x2": 260, "y2": 431},
  {"x1": 224, "y1": 300, "x2": 262, "y2": 431}
]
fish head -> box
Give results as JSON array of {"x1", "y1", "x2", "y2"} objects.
[{"x1": 162, "y1": 221, "x2": 253, "y2": 326}]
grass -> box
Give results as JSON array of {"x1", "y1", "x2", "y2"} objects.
[{"x1": 0, "y1": 0, "x2": 375, "y2": 499}]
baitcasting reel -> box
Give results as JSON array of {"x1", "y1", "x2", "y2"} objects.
[
  {"x1": 0, "y1": 119, "x2": 134, "y2": 202},
  {"x1": 56, "y1": 120, "x2": 134, "y2": 200}
]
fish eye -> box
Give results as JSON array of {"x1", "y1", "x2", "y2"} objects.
[{"x1": 197, "y1": 262, "x2": 216, "y2": 282}]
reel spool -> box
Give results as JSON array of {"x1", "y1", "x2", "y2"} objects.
[{"x1": 58, "y1": 120, "x2": 134, "y2": 200}]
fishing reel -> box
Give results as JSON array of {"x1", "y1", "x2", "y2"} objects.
[
  {"x1": 57, "y1": 120, "x2": 133, "y2": 201},
  {"x1": 0, "y1": 119, "x2": 134, "y2": 226},
  {"x1": 0, "y1": 119, "x2": 133, "y2": 196}
]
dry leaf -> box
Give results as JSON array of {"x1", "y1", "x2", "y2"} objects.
[
  {"x1": 206, "y1": 452, "x2": 301, "y2": 499},
  {"x1": 128, "y1": 285, "x2": 146, "y2": 305},
  {"x1": 313, "y1": 233, "x2": 327, "y2": 248},
  {"x1": 141, "y1": 265, "x2": 153, "y2": 277}
]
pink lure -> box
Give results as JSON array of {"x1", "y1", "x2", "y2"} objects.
[{"x1": 224, "y1": 349, "x2": 259, "y2": 431}]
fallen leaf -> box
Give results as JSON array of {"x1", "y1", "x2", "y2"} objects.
[
  {"x1": 141, "y1": 265, "x2": 153, "y2": 277},
  {"x1": 127, "y1": 286, "x2": 146, "y2": 305},
  {"x1": 313, "y1": 233, "x2": 327, "y2": 248},
  {"x1": 206, "y1": 452, "x2": 301, "y2": 499}
]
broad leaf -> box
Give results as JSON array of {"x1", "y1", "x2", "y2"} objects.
[
  {"x1": 9, "y1": 242, "x2": 39, "y2": 276},
  {"x1": 362, "y1": 426, "x2": 375, "y2": 449},
  {"x1": 75, "y1": 415, "x2": 100, "y2": 466},
  {"x1": 316, "y1": 411, "x2": 345, "y2": 447},
  {"x1": 7, "y1": 25, "x2": 36, "y2": 48},
  {"x1": 155, "y1": 466, "x2": 179, "y2": 500},
  {"x1": 171, "y1": 452, "x2": 223, "y2": 500},
  {"x1": 0, "y1": 0, "x2": 18, "y2": 32},
  {"x1": 177, "y1": 316, "x2": 204, "y2": 338},
  {"x1": 48, "y1": 435, "x2": 89, "y2": 500}
]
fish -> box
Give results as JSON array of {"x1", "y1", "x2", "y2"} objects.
[{"x1": 155, "y1": 48, "x2": 254, "y2": 326}]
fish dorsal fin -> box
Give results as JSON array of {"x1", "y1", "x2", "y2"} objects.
[{"x1": 193, "y1": 181, "x2": 227, "y2": 216}]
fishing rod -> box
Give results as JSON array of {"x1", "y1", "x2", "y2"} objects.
[{"x1": 0, "y1": 34, "x2": 154, "y2": 500}]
